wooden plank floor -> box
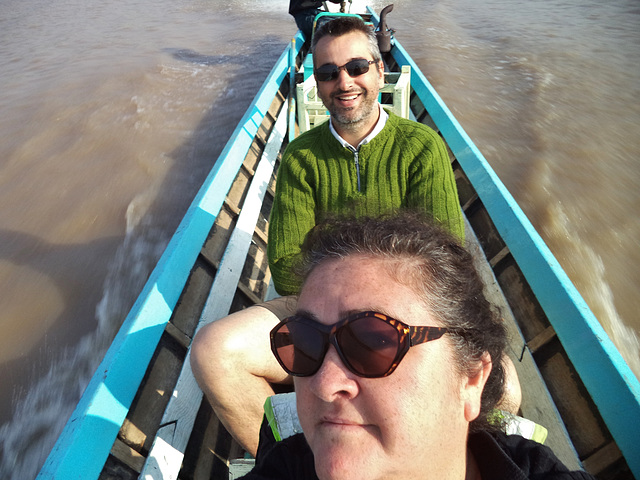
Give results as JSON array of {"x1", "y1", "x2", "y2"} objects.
[{"x1": 463, "y1": 217, "x2": 582, "y2": 470}]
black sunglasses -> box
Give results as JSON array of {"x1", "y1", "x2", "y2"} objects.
[
  {"x1": 314, "y1": 58, "x2": 378, "y2": 82},
  {"x1": 270, "y1": 311, "x2": 449, "y2": 378}
]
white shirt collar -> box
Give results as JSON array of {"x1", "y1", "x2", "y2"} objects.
[{"x1": 329, "y1": 104, "x2": 388, "y2": 150}]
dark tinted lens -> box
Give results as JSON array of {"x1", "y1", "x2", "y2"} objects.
[
  {"x1": 345, "y1": 59, "x2": 371, "y2": 77},
  {"x1": 273, "y1": 320, "x2": 327, "y2": 375},
  {"x1": 337, "y1": 315, "x2": 400, "y2": 376},
  {"x1": 314, "y1": 59, "x2": 372, "y2": 82},
  {"x1": 314, "y1": 65, "x2": 338, "y2": 82}
]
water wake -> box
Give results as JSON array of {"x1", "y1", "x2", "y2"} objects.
[{"x1": 0, "y1": 191, "x2": 170, "y2": 480}]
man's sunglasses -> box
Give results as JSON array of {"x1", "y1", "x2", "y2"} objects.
[
  {"x1": 314, "y1": 58, "x2": 378, "y2": 82},
  {"x1": 270, "y1": 311, "x2": 450, "y2": 378}
]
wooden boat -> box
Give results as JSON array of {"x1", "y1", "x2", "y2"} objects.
[{"x1": 37, "y1": 5, "x2": 639, "y2": 480}]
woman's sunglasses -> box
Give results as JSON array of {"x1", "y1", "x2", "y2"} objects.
[
  {"x1": 314, "y1": 58, "x2": 377, "y2": 82},
  {"x1": 270, "y1": 311, "x2": 449, "y2": 378}
]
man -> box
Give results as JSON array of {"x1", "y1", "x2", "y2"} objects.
[
  {"x1": 241, "y1": 212, "x2": 595, "y2": 479},
  {"x1": 288, "y1": 0, "x2": 343, "y2": 41},
  {"x1": 267, "y1": 16, "x2": 465, "y2": 295},
  {"x1": 191, "y1": 16, "x2": 466, "y2": 457}
]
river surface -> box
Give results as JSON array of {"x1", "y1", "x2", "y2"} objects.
[{"x1": 0, "y1": 0, "x2": 638, "y2": 477}]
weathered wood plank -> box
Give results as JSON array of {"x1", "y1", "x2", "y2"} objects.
[
  {"x1": 165, "y1": 321, "x2": 191, "y2": 351},
  {"x1": 180, "y1": 399, "x2": 229, "y2": 480},
  {"x1": 582, "y1": 441, "x2": 623, "y2": 477},
  {"x1": 100, "y1": 455, "x2": 137, "y2": 480},
  {"x1": 527, "y1": 325, "x2": 557, "y2": 354},
  {"x1": 494, "y1": 255, "x2": 548, "y2": 341},
  {"x1": 489, "y1": 246, "x2": 510, "y2": 269},
  {"x1": 110, "y1": 438, "x2": 145, "y2": 474},
  {"x1": 537, "y1": 344, "x2": 609, "y2": 459},
  {"x1": 200, "y1": 208, "x2": 236, "y2": 269},
  {"x1": 117, "y1": 335, "x2": 185, "y2": 455},
  {"x1": 169, "y1": 260, "x2": 216, "y2": 339}
]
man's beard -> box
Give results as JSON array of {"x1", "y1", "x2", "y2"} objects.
[{"x1": 326, "y1": 88, "x2": 378, "y2": 131}]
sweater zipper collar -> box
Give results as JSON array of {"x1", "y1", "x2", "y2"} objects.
[
  {"x1": 346, "y1": 145, "x2": 361, "y2": 192},
  {"x1": 328, "y1": 105, "x2": 389, "y2": 193}
]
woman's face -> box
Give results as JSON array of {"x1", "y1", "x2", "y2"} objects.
[{"x1": 294, "y1": 255, "x2": 489, "y2": 480}]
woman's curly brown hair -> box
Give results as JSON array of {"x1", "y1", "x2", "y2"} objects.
[{"x1": 296, "y1": 209, "x2": 507, "y2": 433}]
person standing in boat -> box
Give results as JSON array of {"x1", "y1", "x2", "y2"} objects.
[
  {"x1": 241, "y1": 212, "x2": 595, "y2": 480},
  {"x1": 191, "y1": 15, "x2": 510, "y2": 458},
  {"x1": 288, "y1": 0, "x2": 343, "y2": 41}
]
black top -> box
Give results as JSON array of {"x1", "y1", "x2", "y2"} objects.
[
  {"x1": 288, "y1": 0, "x2": 323, "y2": 15},
  {"x1": 239, "y1": 423, "x2": 595, "y2": 480},
  {"x1": 288, "y1": 0, "x2": 341, "y2": 15}
]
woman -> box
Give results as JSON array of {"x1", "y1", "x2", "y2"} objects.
[{"x1": 242, "y1": 211, "x2": 594, "y2": 479}]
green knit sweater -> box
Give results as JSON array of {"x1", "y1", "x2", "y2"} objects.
[{"x1": 268, "y1": 112, "x2": 464, "y2": 295}]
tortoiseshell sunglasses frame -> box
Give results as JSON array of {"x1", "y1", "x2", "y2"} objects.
[{"x1": 270, "y1": 310, "x2": 450, "y2": 378}]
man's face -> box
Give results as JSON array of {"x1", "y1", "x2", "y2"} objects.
[
  {"x1": 313, "y1": 31, "x2": 384, "y2": 132},
  {"x1": 294, "y1": 255, "x2": 488, "y2": 480}
]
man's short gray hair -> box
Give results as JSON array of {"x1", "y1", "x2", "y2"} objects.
[{"x1": 311, "y1": 15, "x2": 382, "y2": 64}]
